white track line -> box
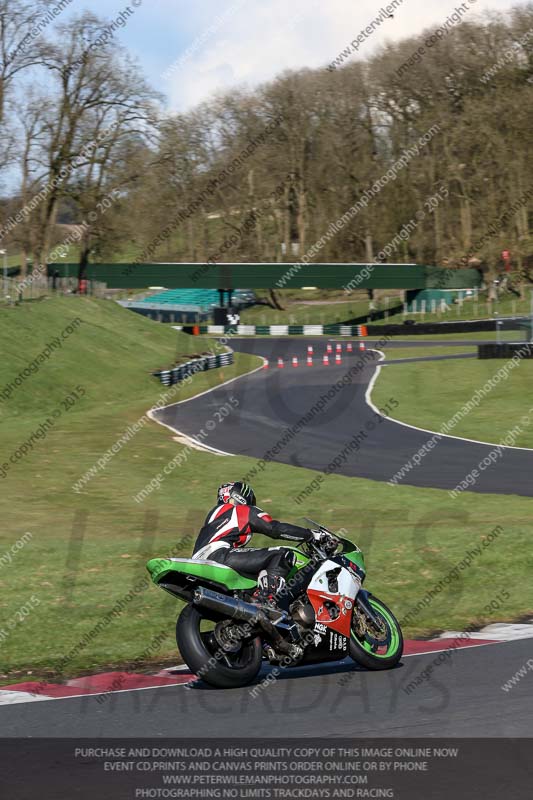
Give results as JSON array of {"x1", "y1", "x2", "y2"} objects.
[
  {"x1": 439, "y1": 622, "x2": 533, "y2": 641},
  {"x1": 381, "y1": 354, "x2": 474, "y2": 364},
  {"x1": 148, "y1": 416, "x2": 235, "y2": 458},
  {"x1": 0, "y1": 638, "x2": 515, "y2": 706},
  {"x1": 151, "y1": 344, "x2": 533, "y2": 458},
  {"x1": 2, "y1": 354, "x2": 266, "y2": 708},
  {"x1": 147, "y1": 348, "x2": 267, "y2": 457},
  {"x1": 3, "y1": 349, "x2": 526, "y2": 709},
  {"x1": 156, "y1": 349, "x2": 266, "y2": 408},
  {"x1": 0, "y1": 691, "x2": 51, "y2": 705},
  {"x1": 365, "y1": 349, "x2": 533, "y2": 452}
]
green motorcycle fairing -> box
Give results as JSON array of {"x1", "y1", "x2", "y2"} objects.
[
  {"x1": 146, "y1": 557, "x2": 257, "y2": 591},
  {"x1": 147, "y1": 547, "x2": 312, "y2": 593},
  {"x1": 280, "y1": 546, "x2": 311, "y2": 579},
  {"x1": 344, "y1": 549, "x2": 366, "y2": 577},
  {"x1": 147, "y1": 544, "x2": 361, "y2": 590}
]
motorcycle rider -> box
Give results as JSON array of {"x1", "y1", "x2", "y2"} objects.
[{"x1": 192, "y1": 481, "x2": 336, "y2": 609}]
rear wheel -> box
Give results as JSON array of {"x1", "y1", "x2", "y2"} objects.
[
  {"x1": 176, "y1": 603, "x2": 262, "y2": 689},
  {"x1": 349, "y1": 594, "x2": 403, "y2": 670}
]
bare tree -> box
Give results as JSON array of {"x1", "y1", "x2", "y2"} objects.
[
  {"x1": 27, "y1": 12, "x2": 161, "y2": 269},
  {"x1": 1, "y1": 1, "x2": 532, "y2": 284},
  {"x1": 0, "y1": 0, "x2": 48, "y2": 123}
]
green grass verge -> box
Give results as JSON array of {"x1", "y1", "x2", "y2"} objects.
[
  {"x1": 240, "y1": 291, "x2": 532, "y2": 327},
  {"x1": 380, "y1": 346, "x2": 476, "y2": 360},
  {"x1": 239, "y1": 300, "x2": 370, "y2": 326},
  {"x1": 371, "y1": 293, "x2": 533, "y2": 325},
  {"x1": 372, "y1": 343, "x2": 533, "y2": 447},
  {"x1": 240, "y1": 291, "x2": 533, "y2": 327},
  {"x1": 0, "y1": 298, "x2": 532, "y2": 686}
]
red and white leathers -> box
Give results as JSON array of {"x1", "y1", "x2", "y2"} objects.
[
  {"x1": 192, "y1": 503, "x2": 313, "y2": 601},
  {"x1": 193, "y1": 503, "x2": 311, "y2": 560}
]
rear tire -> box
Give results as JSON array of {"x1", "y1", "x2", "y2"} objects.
[
  {"x1": 176, "y1": 603, "x2": 262, "y2": 689},
  {"x1": 349, "y1": 594, "x2": 403, "y2": 670}
]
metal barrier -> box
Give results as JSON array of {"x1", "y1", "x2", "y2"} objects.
[
  {"x1": 152, "y1": 351, "x2": 234, "y2": 386},
  {"x1": 0, "y1": 275, "x2": 108, "y2": 302},
  {"x1": 478, "y1": 343, "x2": 533, "y2": 359},
  {"x1": 190, "y1": 324, "x2": 368, "y2": 336}
]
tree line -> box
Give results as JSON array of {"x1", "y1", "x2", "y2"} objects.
[{"x1": 0, "y1": 0, "x2": 531, "y2": 287}]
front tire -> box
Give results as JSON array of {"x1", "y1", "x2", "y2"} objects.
[
  {"x1": 176, "y1": 603, "x2": 263, "y2": 689},
  {"x1": 349, "y1": 594, "x2": 403, "y2": 670}
]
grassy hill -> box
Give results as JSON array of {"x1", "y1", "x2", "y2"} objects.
[
  {"x1": 0, "y1": 297, "x2": 261, "y2": 682},
  {"x1": 0, "y1": 297, "x2": 531, "y2": 685},
  {"x1": 373, "y1": 340, "x2": 533, "y2": 446}
]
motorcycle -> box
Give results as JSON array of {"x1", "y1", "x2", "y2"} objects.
[{"x1": 146, "y1": 520, "x2": 403, "y2": 689}]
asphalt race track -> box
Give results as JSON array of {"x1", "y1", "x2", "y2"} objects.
[
  {"x1": 3, "y1": 337, "x2": 532, "y2": 740},
  {"x1": 2, "y1": 639, "x2": 532, "y2": 736},
  {"x1": 155, "y1": 337, "x2": 533, "y2": 497}
]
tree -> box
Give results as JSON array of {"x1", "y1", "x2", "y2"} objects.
[
  {"x1": 0, "y1": 0, "x2": 48, "y2": 123},
  {"x1": 29, "y1": 12, "x2": 160, "y2": 270}
]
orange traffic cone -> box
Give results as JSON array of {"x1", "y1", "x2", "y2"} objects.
[
  {"x1": 326, "y1": 343, "x2": 332, "y2": 353},
  {"x1": 336, "y1": 343, "x2": 342, "y2": 352},
  {"x1": 335, "y1": 353, "x2": 342, "y2": 364},
  {"x1": 278, "y1": 357, "x2": 284, "y2": 368},
  {"x1": 263, "y1": 358, "x2": 269, "y2": 369},
  {"x1": 307, "y1": 345, "x2": 313, "y2": 355},
  {"x1": 359, "y1": 342, "x2": 366, "y2": 351},
  {"x1": 323, "y1": 354, "x2": 329, "y2": 365},
  {"x1": 347, "y1": 342, "x2": 353, "y2": 353},
  {"x1": 307, "y1": 355, "x2": 313, "y2": 366},
  {"x1": 292, "y1": 356, "x2": 298, "y2": 367}
]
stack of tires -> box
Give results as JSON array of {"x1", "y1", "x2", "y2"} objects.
[{"x1": 153, "y1": 352, "x2": 234, "y2": 386}]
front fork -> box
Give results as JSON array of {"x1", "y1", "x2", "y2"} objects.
[{"x1": 354, "y1": 590, "x2": 387, "y2": 636}]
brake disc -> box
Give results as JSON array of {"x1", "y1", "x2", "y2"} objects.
[
  {"x1": 353, "y1": 610, "x2": 387, "y2": 642},
  {"x1": 213, "y1": 620, "x2": 244, "y2": 653}
]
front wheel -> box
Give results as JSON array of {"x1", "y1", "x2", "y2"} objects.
[
  {"x1": 349, "y1": 594, "x2": 403, "y2": 670},
  {"x1": 176, "y1": 603, "x2": 263, "y2": 689}
]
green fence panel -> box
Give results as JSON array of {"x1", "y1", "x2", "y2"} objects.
[
  {"x1": 48, "y1": 262, "x2": 425, "y2": 289},
  {"x1": 48, "y1": 262, "x2": 483, "y2": 291},
  {"x1": 423, "y1": 266, "x2": 482, "y2": 289}
]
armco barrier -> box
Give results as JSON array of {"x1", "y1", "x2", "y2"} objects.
[
  {"x1": 478, "y1": 343, "x2": 533, "y2": 359},
  {"x1": 366, "y1": 319, "x2": 524, "y2": 336},
  {"x1": 182, "y1": 319, "x2": 527, "y2": 337},
  {"x1": 185, "y1": 324, "x2": 368, "y2": 336},
  {"x1": 152, "y1": 352, "x2": 234, "y2": 386}
]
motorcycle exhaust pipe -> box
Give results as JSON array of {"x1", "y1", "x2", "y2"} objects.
[
  {"x1": 193, "y1": 587, "x2": 264, "y2": 624},
  {"x1": 193, "y1": 587, "x2": 296, "y2": 654}
]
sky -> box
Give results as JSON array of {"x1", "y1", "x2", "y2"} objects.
[{"x1": 49, "y1": 0, "x2": 523, "y2": 111}]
